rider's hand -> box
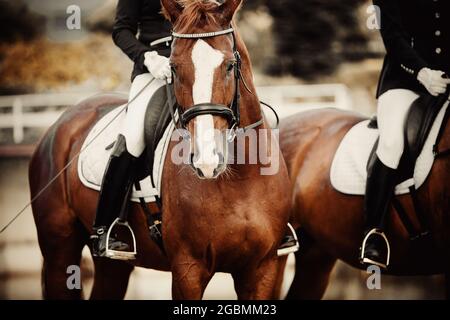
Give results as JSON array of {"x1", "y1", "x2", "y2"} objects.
[
  {"x1": 417, "y1": 68, "x2": 450, "y2": 96},
  {"x1": 144, "y1": 51, "x2": 172, "y2": 82}
]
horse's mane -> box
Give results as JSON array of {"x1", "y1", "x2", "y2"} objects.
[{"x1": 164, "y1": 0, "x2": 223, "y2": 33}]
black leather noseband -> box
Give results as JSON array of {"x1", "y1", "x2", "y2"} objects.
[{"x1": 179, "y1": 103, "x2": 237, "y2": 129}]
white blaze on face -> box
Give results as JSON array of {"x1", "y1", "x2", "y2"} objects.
[{"x1": 191, "y1": 39, "x2": 224, "y2": 178}]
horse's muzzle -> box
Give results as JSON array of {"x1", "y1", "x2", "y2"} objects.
[{"x1": 189, "y1": 151, "x2": 226, "y2": 179}]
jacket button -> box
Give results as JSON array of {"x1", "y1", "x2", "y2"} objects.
[
  {"x1": 436, "y1": 48, "x2": 442, "y2": 54},
  {"x1": 435, "y1": 30, "x2": 441, "y2": 36},
  {"x1": 435, "y1": 12, "x2": 440, "y2": 19}
]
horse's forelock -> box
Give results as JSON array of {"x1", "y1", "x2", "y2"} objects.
[{"x1": 174, "y1": 0, "x2": 223, "y2": 32}]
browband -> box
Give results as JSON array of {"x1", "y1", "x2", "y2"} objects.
[{"x1": 172, "y1": 28, "x2": 234, "y2": 39}]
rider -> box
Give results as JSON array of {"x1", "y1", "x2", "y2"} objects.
[
  {"x1": 90, "y1": 0, "x2": 172, "y2": 259},
  {"x1": 360, "y1": 0, "x2": 450, "y2": 269},
  {"x1": 91, "y1": 0, "x2": 298, "y2": 259}
]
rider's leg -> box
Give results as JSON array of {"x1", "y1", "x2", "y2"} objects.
[
  {"x1": 361, "y1": 89, "x2": 419, "y2": 269},
  {"x1": 92, "y1": 74, "x2": 165, "y2": 259}
]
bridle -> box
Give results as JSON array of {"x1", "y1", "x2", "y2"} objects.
[{"x1": 165, "y1": 27, "x2": 266, "y2": 142}]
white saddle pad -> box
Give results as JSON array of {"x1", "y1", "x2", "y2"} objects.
[
  {"x1": 78, "y1": 105, "x2": 174, "y2": 203},
  {"x1": 330, "y1": 101, "x2": 449, "y2": 195}
]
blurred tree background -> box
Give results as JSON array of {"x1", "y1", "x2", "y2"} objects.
[
  {"x1": 255, "y1": 0, "x2": 372, "y2": 79},
  {"x1": 0, "y1": 0, "x2": 45, "y2": 43},
  {"x1": 0, "y1": 0, "x2": 379, "y2": 91}
]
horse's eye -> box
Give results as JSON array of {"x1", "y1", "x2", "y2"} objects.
[{"x1": 226, "y1": 61, "x2": 235, "y2": 73}]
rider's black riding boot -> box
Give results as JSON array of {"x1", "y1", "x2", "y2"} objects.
[
  {"x1": 360, "y1": 156, "x2": 397, "y2": 269},
  {"x1": 91, "y1": 134, "x2": 137, "y2": 260}
]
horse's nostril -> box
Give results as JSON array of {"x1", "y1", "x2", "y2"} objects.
[
  {"x1": 213, "y1": 164, "x2": 227, "y2": 178},
  {"x1": 196, "y1": 168, "x2": 204, "y2": 178},
  {"x1": 190, "y1": 153, "x2": 196, "y2": 165}
]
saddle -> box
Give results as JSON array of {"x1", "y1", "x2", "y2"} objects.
[
  {"x1": 133, "y1": 84, "x2": 175, "y2": 181},
  {"x1": 367, "y1": 89, "x2": 450, "y2": 239}
]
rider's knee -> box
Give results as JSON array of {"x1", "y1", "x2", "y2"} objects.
[
  {"x1": 121, "y1": 131, "x2": 145, "y2": 157},
  {"x1": 376, "y1": 136, "x2": 404, "y2": 169}
]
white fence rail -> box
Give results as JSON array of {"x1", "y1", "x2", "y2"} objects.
[
  {"x1": 0, "y1": 84, "x2": 352, "y2": 144},
  {"x1": 0, "y1": 93, "x2": 97, "y2": 143},
  {"x1": 256, "y1": 84, "x2": 352, "y2": 119}
]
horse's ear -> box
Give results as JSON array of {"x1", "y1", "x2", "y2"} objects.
[
  {"x1": 220, "y1": 0, "x2": 242, "y2": 23},
  {"x1": 161, "y1": 0, "x2": 183, "y2": 23}
]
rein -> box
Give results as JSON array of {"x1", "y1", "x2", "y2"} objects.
[{"x1": 165, "y1": 27, "x2": 272, "y2": 142}]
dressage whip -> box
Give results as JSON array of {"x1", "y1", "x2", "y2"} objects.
[{"x1": 0, "y1": 78, "x2": 156, "y2": 234}]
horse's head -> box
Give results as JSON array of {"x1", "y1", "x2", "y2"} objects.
[{"x1": 162, "y1": 0, "x2": 243, "y2": 179}]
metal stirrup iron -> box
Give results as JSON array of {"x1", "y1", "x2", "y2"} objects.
[
  {"x1": 360, "y1": 228, "x2": 391, "y2": 268},
  {"x1": 105, "y1": 218, "x2": 137, "y2": 260}
]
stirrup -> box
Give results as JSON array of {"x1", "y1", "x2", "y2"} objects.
[
  {"x1": 105, "y1": 218, "x2": 137, "y2": 261},
  {"x1": 360, "y1": 228, "x2": 390, "y2": 269},
  {"x1": 277, "y1": 223, "x2": 300, "y2": 257}
]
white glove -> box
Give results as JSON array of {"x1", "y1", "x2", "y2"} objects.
[
  {"x1": 417, "y1": 68, "x2": 450, "y2": 96},
  {"x1": 144, "y1": 51, "x2": 171, "y2": 82}
]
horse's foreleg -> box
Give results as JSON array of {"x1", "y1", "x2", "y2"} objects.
[
  {"x1": 90, "y1": 258, "x2": 134, "y2": 300},
  {"x1": 232, "y1": 257, "x2": 280, "y2": 300},
  {"x1": 271, "y1": 256, "x2": 288, "y2": 300},
  {"x1": 285, "y1": 243, "x2": 336, "y2": 300},
  {"x1": 171, "y1": 257, "x2": 212, "y2": 300}
]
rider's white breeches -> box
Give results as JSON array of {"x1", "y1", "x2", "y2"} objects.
[
  {"x1": 376, "y1": 89, "x2": 419, "y2": 169},
  {"x1": 119, "y1": 73, "x2": 165, "y2": 157}
]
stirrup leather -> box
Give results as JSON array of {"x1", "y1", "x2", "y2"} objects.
[
  {"x1": 277, "y1": 223, "x2": 300, "y2": 256},
  {"x1": 105, "y1": 218, "x2": 137, "y2": 260},
  {"x1": 360, "y1": 228, "x2": 391, "y2": 268}
]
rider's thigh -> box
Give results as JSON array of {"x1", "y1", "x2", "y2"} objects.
[
  {"x1": 120, "y1": 73, "x2": 165, "y2": 157},
  {"x1": 376, "y1": 89, "x2": 419, "y2": 169}
]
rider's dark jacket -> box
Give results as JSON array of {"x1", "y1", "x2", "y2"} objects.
[
  {"x1": 374, "y1": 0, "x2": 450, "y2": 97},
  {"x1": 112, "y1": 0, "x2": 171, "y2": 81}
]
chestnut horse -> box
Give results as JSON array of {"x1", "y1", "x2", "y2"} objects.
[
  {"x1": 278, "y1": 104, "x2": 450, "y2": 299},
  {"x1": 29, "y1": 0, "x2": 290, "y2": 300}
]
